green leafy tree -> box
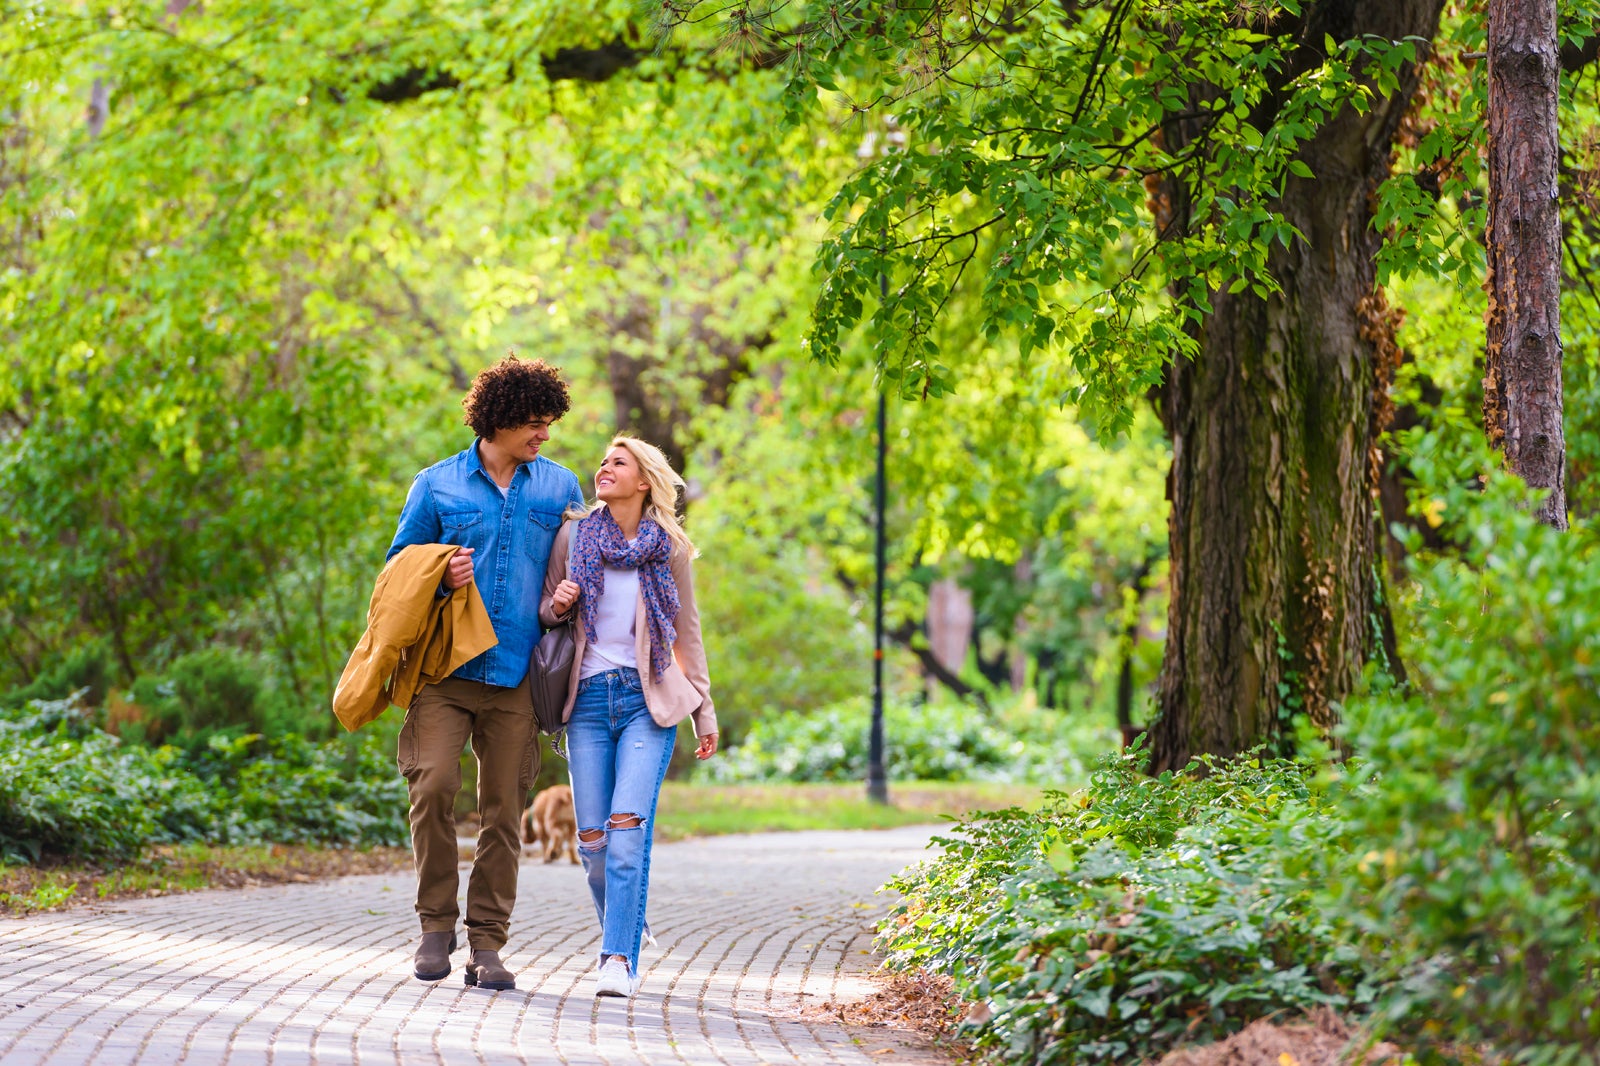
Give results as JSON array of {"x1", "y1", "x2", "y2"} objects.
[
  {"x1": 0, "y1": 2, "x2": 830, "y2": 700},
  {"x1": 666, "y1": 0, "x2": 1448, "y2": 767}
]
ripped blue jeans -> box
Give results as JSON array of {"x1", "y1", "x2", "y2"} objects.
[{"x1": 566, "y1": 667, "x2": 676, "y2": 977}]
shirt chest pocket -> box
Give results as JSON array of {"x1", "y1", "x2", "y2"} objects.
[
  {"x1": 439, "y1": 510, "x2": 483, "y2": 550},
  {"x1": 526, "y1": 509, "x2": 562, "y2": 562}
]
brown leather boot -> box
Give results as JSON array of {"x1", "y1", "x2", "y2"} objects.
[
  {"x1": 464, "y1": 948, "x2": 516, "y2": 991},
  {"x1": 414, "y1": 930, "x2": 457, "y2": 981}
]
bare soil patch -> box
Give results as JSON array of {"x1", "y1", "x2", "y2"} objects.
[
  {"x1": 813, "y1": 972, "x2": 1424, "y2": 1066},
  {"x1": 1154, "y1": 1009, "x2": 1403, "y2": 1066},
  {"x1": 801, "y1": 969, "x2": 975, "y2": 1064}
]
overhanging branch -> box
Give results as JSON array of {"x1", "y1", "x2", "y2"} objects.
[
  {"x1": 362, "y1": 34, "x2": 795, "y2": 103},
  {"x1": 365, "y1": 39, "x2": 645, "y2": 103},
  {"x1": 833, "y1": 567, "x2": 989, "y2": 706},
  {"x1": 1562, "y1": 28, "x2": 1600, "y2": 72}
]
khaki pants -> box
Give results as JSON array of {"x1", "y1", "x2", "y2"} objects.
[{"x1": 397, "y1": 676, "x2": 537, "y2": 951}]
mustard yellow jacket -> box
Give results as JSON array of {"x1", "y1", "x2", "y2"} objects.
[{"x1": 332, "y1": 544, "x2": 498, "y2": 731}]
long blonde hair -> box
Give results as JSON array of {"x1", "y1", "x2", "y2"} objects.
[{"x1": 567, "y1": 434, "x2": 697, "y2": 559}]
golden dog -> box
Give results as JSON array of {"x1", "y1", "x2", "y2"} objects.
[{"x1": 521, "y1": 784, "x2": 578, "y2": 864}]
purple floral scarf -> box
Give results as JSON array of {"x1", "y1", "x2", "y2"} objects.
[{"x1": 572, "y1": 508, "x2": 680, "y2": 680}]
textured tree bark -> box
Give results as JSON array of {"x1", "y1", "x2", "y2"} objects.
[
  {"x1": 1147, "y1": 0, "x2": 1444, "y2": 772},
  {"x1": 1485, "y1": 0, "x2": 1567, "y2": 529}
]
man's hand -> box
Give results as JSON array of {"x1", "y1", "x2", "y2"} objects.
[
  {"x1": 443, "y1": 547, "x2": 476, "y2": 590},
  {"x1": 549, "y1": 579, "x2": 581, "y2": 616}
]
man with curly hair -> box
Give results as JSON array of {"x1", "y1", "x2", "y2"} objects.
[{"x1": 385, "y1": 355, "x2": 584, "y2": 991}]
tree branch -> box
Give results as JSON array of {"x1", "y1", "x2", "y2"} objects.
[
  {"x1": 364, "y1": 39, "x2": 645, "y2": 103},
  {"x1": 832, "y1": 566, "x2": 989, "y2": 706},
  {"x1": 1560, "y1": 28, "x2": 1600, "y2": 72}
]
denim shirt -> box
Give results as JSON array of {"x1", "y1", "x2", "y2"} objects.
[{"x1": 386, "y1": 442, "x2": 584, "y2": 689}]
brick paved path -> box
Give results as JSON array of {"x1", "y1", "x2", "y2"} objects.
[{"x1": 0, "y1": 826, "x2": 948, "y2": 1065}]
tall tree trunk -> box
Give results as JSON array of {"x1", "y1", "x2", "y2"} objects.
[
  {"x1": 599, "y1": 287, "x2": 768, "y2": 479},
  {"x1": 1148, "y1": 0, "x2": 1444, "y2": 772},
  {"x1": 1116, "y1": 557, "x2": 1155, "y2": 749},
  {"x1": 1485, "y1": 0, "x2": 1567, "y2": 529},
  {"x1": 925, "y1": 577, "x2": 973, "y2": 697},
  {"x1": 86, "y1": 79, "x2": 109, "y2": 137}
]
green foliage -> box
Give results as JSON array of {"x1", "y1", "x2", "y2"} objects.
[
  {"x1": 0, "y1": 640, "x2": 116, "y2": 709},
  {"x1": 1, "y1": 0, "x2": 1183, "y2": 744},
  {"x1": 188, "y1": 730, "x2": 410, "y2": 850},
  {"x1": 126, "y1": 649, "x2": 267, "y2": 747},
  {"x1": 688, "y1": 346, "x2": 1170, "y2": 725},
  {"x1": 0, "y1": 881, "x2": 78, "y2": 913},
  {"x1": 122, "y1": 647, "x2": 329, "y2": 751},
  {"x1": 0, "y1": 696, "x2": 406, "y2": 865},
  {"x1": 688, "y1": 401, "x2": 877, "y2": 736},
  {"x1": 703, "y1": 696, "x2": 1111, "y2": 786},
  {"x1": 0, "y1": 0, "x2": 848, "y2": 714},
  {"x1": 1330, "y1": 471, "x2": 1600, "y2": 1061},
  {"x1": 670, "y1": 2, "x2": 1423, "y2": 432},
  {"x1": 1370, "y1": 9, "x2": 1486, "y2": 289},
  {"x1": 0, "y1": 696, "x2": 185, "y2": 863},
  {"x1": 879, "y1": 749, "x2": 1362, "y2": 1064}
]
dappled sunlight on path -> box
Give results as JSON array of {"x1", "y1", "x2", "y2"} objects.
[{"x1": 0, "y1": 826, "x2": 948, "y2": 1065}]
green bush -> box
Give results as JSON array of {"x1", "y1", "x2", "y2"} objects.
[
  {"x1": 0, "y1": 695, "x2": 407, "y2": 864},
  {"x1": 124, "y1": 647, "x2": 320, "y2": 750},
  {"x1": 0, "y1": 640, "x2": 116, "y2": 709},
  {"x1": 196, "y1": 731, "x2": 409, "y2": 847},
  {"x1": 1329, "y1": 471, "x2": 1600, "y2": 1062},
  {"x1": 0, "y1": 697, "x2": 207, "y2": 862},
  {"x1": 878, "y1": 749, "x2": 1364, "y2": 1064},
  {"x1": 701, "y1": 695, "x2": 1110, "y2": 785}
]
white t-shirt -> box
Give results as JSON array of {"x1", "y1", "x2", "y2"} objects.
[{"x1": 579, "y1": 565, "x2": 641, "y2": 678}]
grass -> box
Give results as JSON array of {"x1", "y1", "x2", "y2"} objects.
[
  {"x1": 0, "y1": 842, "x2": 411, "y2": 917},
  {"x1": 653, "y1": 780, "x2": 1046, "y2": 842}
]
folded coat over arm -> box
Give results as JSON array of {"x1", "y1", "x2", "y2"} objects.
[{"x1": 332, "y1": 544, "x2": 498, "y2": 731}]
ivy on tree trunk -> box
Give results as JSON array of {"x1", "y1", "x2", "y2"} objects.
[{"x1": 1147, "y1": 0, "x2": 1445, "y2": 771}]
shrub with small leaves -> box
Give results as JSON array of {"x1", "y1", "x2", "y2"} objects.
[
  {"x1": 878, "y1": 748, "x2": 1366, "y2": 1064},
  {"x1": 701, "y1": 695, "x2": 1109, "y2": 785},
  {"x1": 1330, "y1": 469, "x2": 1600, "y2": 1062},
  {"x1": 0, "y1": 695, "x2": 408, "y2": 864}
]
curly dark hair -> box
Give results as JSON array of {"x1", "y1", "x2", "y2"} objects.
[{"x1": 462, "y1": 355, "x2": 571, "y2": 438}]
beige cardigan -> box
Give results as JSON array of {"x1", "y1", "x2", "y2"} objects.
[{"x1": 538, "y1": 521, "x2": 717, "y2": 738}]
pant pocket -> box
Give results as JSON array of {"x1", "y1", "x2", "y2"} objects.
[
  {"x1": 519, "y1": 726, "x2": 541, "y2": 792},
  {"x1": 397, "y1": 710, "x2": 420, "y2": 779}
]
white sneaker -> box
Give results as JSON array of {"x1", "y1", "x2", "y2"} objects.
[{"x1": 594, "y1": 957, "x2": 633, "y2": 998}]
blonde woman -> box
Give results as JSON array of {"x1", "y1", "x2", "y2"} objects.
[{"x1": 539, "y1": 435, "x2": 717, "y2": 998}]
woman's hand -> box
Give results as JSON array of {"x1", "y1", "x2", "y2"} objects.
[
  {"x1": 549, "y1": 578, "x2": 581, "y2": 616},
  {"x1": 694, "y1": 732, "x2": 719, "y2": 760}
]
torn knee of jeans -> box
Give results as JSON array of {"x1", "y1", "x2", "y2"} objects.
[
  {"x1": 606, "y1": 812, "x2": 644, "y2": 831},
  {"x1": 578, "y1": 827, "x2": 607, "y2": 851}
]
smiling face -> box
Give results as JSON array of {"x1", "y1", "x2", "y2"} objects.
[
  {"x1": 485, "y1": 416, "x2": 554, "y2": 464},
  {"x1": 594, "y1": 446, "x2": 649, "y2": 505}
]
